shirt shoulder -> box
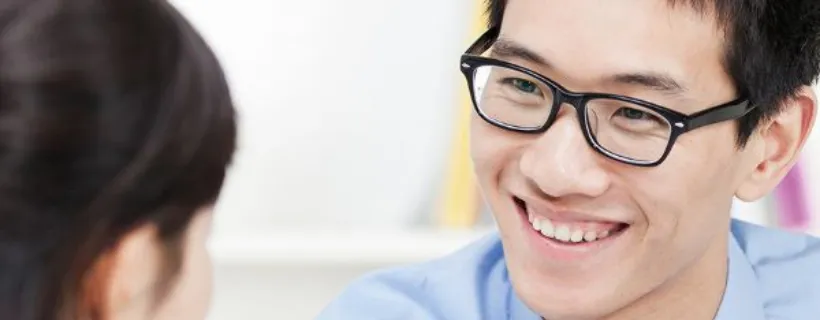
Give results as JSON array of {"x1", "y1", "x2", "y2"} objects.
[
  {"x1": 730, "y1": 219, "x2": 820, "y2": 319},
  {"x1": 315, "y1": 233, "x2": 511, "y2": 320}
]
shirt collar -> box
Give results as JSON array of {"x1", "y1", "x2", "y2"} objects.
[
  {"x1": 506, "y1": 234, "x2": 767, "y2": 320},
  {"x1": 714, "y1": 233, "x2": 767, "y2": 320}
]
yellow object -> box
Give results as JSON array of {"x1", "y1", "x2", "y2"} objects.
[{"x1": 438, "y1": 2, "x2": 486, "y2": 228}]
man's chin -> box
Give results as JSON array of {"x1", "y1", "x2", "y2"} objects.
[
  {"x1": 514, "y1": 281, "x2": 620, "y2": 320},
  {"x1": 507, "y1": 258, "x2": 629, "y2": 319}
]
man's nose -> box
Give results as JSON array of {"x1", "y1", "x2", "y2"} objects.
[{"x1": 519, "y1": 107, "x2": 610, "y2": 198}]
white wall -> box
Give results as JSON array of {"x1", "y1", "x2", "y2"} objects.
[{"x1": 172, "y1": 0, "x2": 471, "y2": 232}]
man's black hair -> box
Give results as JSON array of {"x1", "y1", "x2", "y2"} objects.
[{"x1": 485, "y1": 0, "x2": 820, "y2": 146}]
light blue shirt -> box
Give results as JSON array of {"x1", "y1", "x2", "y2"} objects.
[{"x1": 317, "y1": 219, "x2": 820, "y2": 319}]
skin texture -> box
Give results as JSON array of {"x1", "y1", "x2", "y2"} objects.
[
  {"x1": 470, "y1": 0, "x2": 817, "y2": 319},
  {"x1": 101, "y1": 208, "x2": 215, "y2": 320}
]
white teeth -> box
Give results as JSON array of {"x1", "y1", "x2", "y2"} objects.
[
  {"x1": 529, "y1": 216, "x2": 619, "y2": 243},
  {"x1": 539, "y1": 219, "x2": 555, "y2": 237},
  {"x1": 531, "y1": 218, "x2": 541, "y2": 231},
  {"x1": 554, "y1": 226, "x2": 571, "y2": 242},
  {"x1": 569, "y1": 229, "x2": 584, "y2": 242}
]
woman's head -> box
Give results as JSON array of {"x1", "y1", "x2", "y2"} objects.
[{"x1": 0, "y1": 0, "x2": 236, "y2": 319}]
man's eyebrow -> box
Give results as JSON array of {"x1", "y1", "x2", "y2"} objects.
[
  {"x1": 608, "y1": 73, "x2": 686, "y2": 96},
  {"x1": 490, "y1": 38, "x2": 551, "y2": 67},
  {"x1": 490, "y1": 38, "x2": 687, "y2": 96}
]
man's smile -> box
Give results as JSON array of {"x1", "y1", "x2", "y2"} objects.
[{"x1": 513, "y1": 196, "x2": 632, "y2": 262}]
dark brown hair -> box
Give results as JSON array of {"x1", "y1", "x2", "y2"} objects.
[{"x1": 0, "y1": 0, "x2": 237, "y2": 319}]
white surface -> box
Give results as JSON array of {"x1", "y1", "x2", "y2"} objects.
[
  {"x1": 210, "y1": 227, "x2": 495, "y2": 266},
  {"x1": 208, "y1": 264, "x2": 374, "y2": 320}
]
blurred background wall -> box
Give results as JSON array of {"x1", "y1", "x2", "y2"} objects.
[{"x1": 169, "y1": 1, "x2": 820, "y2": 319}]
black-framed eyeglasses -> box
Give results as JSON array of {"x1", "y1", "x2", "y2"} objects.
[{"x1": 459, "y1": 27, "x2": 756, "y2": 167}]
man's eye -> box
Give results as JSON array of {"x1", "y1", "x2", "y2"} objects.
[
  {"x1": 615, "y1": 107, "x2": 654, "y2": 121},
  {"x1": 509, "y1": 78, "x2": 540, "y2": 95}
]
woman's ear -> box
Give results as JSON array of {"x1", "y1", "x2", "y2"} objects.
[
  {"x1": 84, "y1": 224, "x2": 164, "y2": 320},
  {"x1": 736, "y1": 86, "x2": 817, "y2": 201}
]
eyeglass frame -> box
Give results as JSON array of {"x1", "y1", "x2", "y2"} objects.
[{"x1": 459, "y1": 26, "x2": 756, "y2": 167}]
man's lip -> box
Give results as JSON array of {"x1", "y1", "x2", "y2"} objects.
[{"x1": 512, "y1": 196, "x2": 630, "y2": 225}]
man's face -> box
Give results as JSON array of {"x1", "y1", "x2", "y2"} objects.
[{"x1": 471, "y1": 0, "x2": 758, "y2": 318}]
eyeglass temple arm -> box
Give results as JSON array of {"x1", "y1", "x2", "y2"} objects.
[
  {"x1": 685, "y1": 100, "x2": 754, "y2": 131},
  {"x1": 465, "y1": 26, "x2": 500, "y2": 55}
]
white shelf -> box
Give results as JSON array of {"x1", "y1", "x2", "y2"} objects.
[{"x1": 209, "y1": 227, "x2": 495, "y2": 266}]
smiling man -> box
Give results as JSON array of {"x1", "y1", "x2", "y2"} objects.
[{"x1": 318, "y1": 0, "x2": 820, "y2": 319}]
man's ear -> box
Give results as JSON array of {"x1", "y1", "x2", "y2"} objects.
[
  {"x1": 736, "y1": 86, "x2": 817, "y2": 201},
  {"x1": 83, "y1": 224, "x2": 163, "y2": 320}
]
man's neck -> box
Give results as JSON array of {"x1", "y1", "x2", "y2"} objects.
[{"x1": 603, "y1": 234, "x2": 730, "y2": 320}]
